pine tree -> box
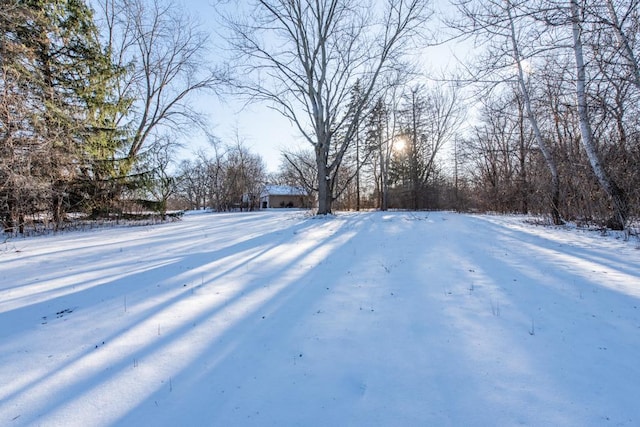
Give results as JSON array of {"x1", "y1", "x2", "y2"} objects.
[{"x1": 0, "y1": 0, "x2": 125, "y2": 231}]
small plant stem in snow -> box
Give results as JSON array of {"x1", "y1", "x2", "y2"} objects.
[{"x1": 491, "y1": 299, "x2": 501, "y2": 317}]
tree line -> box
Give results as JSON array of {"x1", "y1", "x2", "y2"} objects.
[
  {"x1": 220, "y1": 0, "x2": 639, "y2": 229},
  {"x1": 174, "y1": 138, "x2": 266, "y2": 212},
  {"x1": 2, "y1": 0, "x2": 639, "y2": 235}
]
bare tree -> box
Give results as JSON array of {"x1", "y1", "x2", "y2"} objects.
[
  {"x1": 366, "y1": 97, "x2": 393, "y2": 211},
  {"x1": 451, "y1": 0, "x2": 564, "y2": 224},
  {"x1": 568, "y1": 0, "x2": 629, "y2": 229},
  {"x1": 97, "y1": 0, "x2": 226, "y2": 163},
  {"x1": 223, "y1": 0, "x2": 432, "y2": 214},
  {"x1": 409, "y1": 84, "x2": 462, "y2": 208},
  {"x1": 223, "y1": 136, "x2": 268, "y2": 211},
  {"x1": 505, "y1": 0, "x2": 564, "y2": 224},
  {"x1": 175, "y1": 157, "x2": 209, "y2": 210},
  {"x1": 363, "y1": 87, "x2": 405, "y2": 211},
  {"x1": 143, "y1": 141, "x2": 177, "y2": 219},
  {"x1": 202, "y1": 139, "x2": 229, "y2": 212},
  {"x1": 459, "y1": 89, "x2": 535, "y2": 213}
]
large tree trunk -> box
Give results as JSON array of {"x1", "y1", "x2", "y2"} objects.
[
  {"x1": 316, "y1": 144, "x2": 333, "y2": 215},
  {"x1": 570, "y1": 0, "x2": 628, "y2": 230}
]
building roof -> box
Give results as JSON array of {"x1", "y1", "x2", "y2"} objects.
[{"x1": 260, "y1": 185, "x2": 308, "y2": 197}]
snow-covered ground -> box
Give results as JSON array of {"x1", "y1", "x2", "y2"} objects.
[{"x1": 1, "y1": 211, "x2": 639, "y2": 426}]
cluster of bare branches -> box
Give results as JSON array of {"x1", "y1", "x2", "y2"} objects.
[
  {"x1": 450, "y1": 0, "x2": 640, "y2": 229},
  {"x1": 222, "y1": 0, "x2": 433, "y2": 214},
  {"x1": 273, "y1": 82, "x2": 463, "y2": 211},
  {"x1": 173, "y1": 138, "x2": 267, "y2": 212}
]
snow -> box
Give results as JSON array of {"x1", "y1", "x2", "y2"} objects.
[{"x1": 1, "y1": 211, "x2": 639, "y2": 426}]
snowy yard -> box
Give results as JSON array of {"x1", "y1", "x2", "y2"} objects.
[{"x1": 1, "y1": 210, "x2": 639, "y2": 426}]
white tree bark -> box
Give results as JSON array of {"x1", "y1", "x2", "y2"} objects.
[
  {"x1": 506, "y1": 0, "x2": 563, "y2": 224},
  {"x1": 570, "y1": 0, "x2": 628, "y2": 229}
]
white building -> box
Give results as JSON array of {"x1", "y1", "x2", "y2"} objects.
[{"x1": 259, "y1": 185, "x2": 309, "y2": 209}]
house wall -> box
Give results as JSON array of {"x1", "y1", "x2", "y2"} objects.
[{"x1": 261, "y1": 195, "x2": 306, "y2": 208}]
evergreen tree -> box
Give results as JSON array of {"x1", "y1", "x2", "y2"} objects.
[{"x1": 0, "y1": 0, "x2": 125, "y2": 231}]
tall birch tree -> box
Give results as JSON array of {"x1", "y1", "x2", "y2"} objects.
[
  {"x1": 568, "y1": 0, "x2": 629, "y2": 229},
  {"x1": 451, "y1": 0, "x2": 564, "y2": 224}
]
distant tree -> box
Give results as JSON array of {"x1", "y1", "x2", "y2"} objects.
[
  {"x1": 174, "y1": 139, "x2": 267, "y2": 212},
  {"x1": 0, "y1": 1, "x2": 37, "y2": 233},
  {"x1": 223, "y1": 139, "x2": 267, "y2": 211},
  {"x1": 141, "y1": 141, "x2": 177, "y2": 219},
  {"x1": 383, "y1": 84, "x2": 462, "y2": 210},
  {"x1": 459, "y1": 90, "x2": 534, "y2": 213},
  {"x1": 364, "y1": 96, "x2": 395, "y2": 211},
  {"x1": 202, "y1": 139, "x2": 228, "y2": 212},
  {"x1": 175, "y1": 156, "x2": 209, "y2": 210}
]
